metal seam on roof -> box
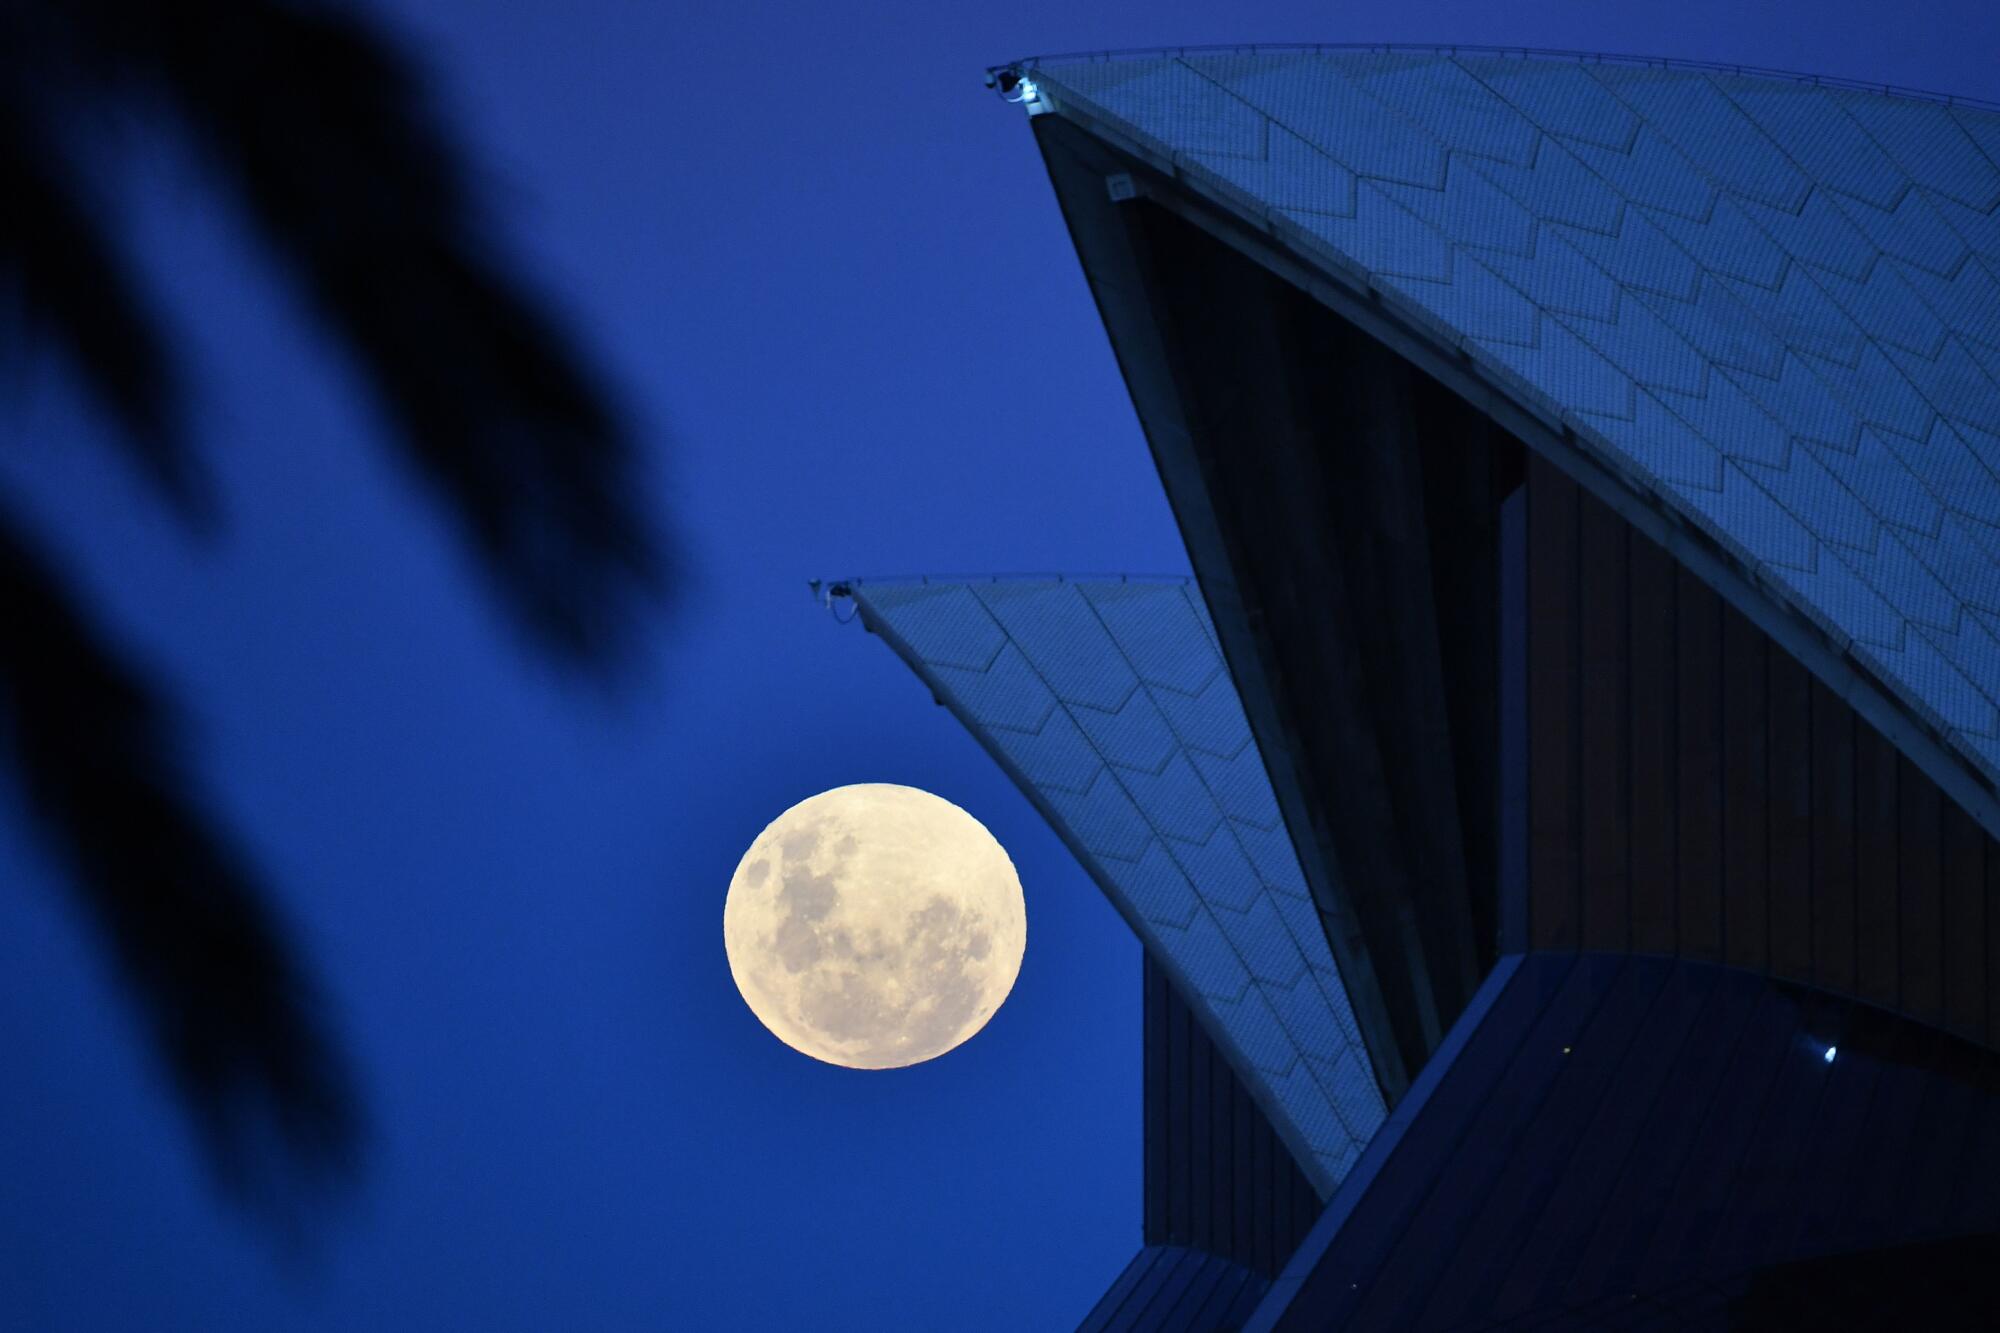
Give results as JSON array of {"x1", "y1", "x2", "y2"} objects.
[{"x1": 1015, "y1": 49, "x2": 2000, "y2": 833}]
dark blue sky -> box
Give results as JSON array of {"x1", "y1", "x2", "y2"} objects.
[{"x1": 2, "y1": 2, "x2": 1997, "y2": 1328}]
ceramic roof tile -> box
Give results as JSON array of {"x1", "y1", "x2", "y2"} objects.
[
  {"x1": 1806, "y1": 261, "x2": 1950, "y2": 359},
  {"x1": 1718, "y1": 354, "x2": 1864, "y2": 449},
  {"x1": 1152, "y1": 671, "x2": 1257, "y2": 757},
  {"x1": 1081, "y1": 581, "x2": 1223, "y2": 694},
  {"x1": 1831, "y1": 89, "x2": 2000, "y2": 211},
  {"x1": 1049, "y1": 57, "x2": 1268, "y2": 159},
  {"x1": 1109, "y1": 839, "x2": 1201, "y2": 930},
  {"x1": 1158, "y1": 908, "x2": 1255, "y2": 1001},
  {"x1": 1838, "y1": 189, "x2": 1972, "y2": 276},
  {"x1": 1643, "y1": 365, "x2": 1792, "y2": 472},
  {"x1": 1183, "y1": 128, "x2": 1361, "y2": 221},
  {"x1": 1733, "y1": 188, "x2": 1881, "y2": 281},
  {"x1": 1640, "y1": 194, "x2": 1791, "y2": 289},
  {"x1": 1071, "y1": 693, "x2": 1180, "y2": 775},
  {"x1": 1168, "y1": 831, "x2": 1263, "y2": 915},
  {"x1": 1895, "y1": 261, "x2": 2000, "y2": 357},
  {"x1": 1550, "y1": 294, "x2": 1708, "y2": 396},
  {"x1": 1279, "y1": 182, "x2": 1456, "y2": 283},
  {"x1": 1629, "y1": 277, "x2": 1786, "y2": 381},
  {"x1": 1772, "y1": 548, "x2": 1904, "y2": 650},
  {"x1": 1546, "y1": 207, "x2": 1702, "y2": 299},
  {"x1": 1188, "y1": 744, "x2": 1284, "y2": 827},
  {"x1": 1215, "y1": 898, "x2": 1312, "y2": 989},
  {"x1": 982, "y1": 704, "x2": 1103, "y2": 794},
  {"x1": 849, "y1": 577, "x2": 1385, "y2": 1193},
  {"x1": 1710, "y1": 78, "x2": 1909, "y2": 210},
  {"x1": 1558, "y1": 127, "x2": 1721, "y2": 221},
  {"x1": 1234, "y1": 819, "x2": 1313, "y2": 896},
  {"x1": 1345, "y1": 56, "x2": 1541, "y2": 164},
  {"x1": 1713, "y1": 265, "x2": 1868, "y2": 366},
  {"x1": 1473, "y1": 316, "x2": 1637, "y2": 420},
  {"x1": 1477, "y1": 235, "x2": 1622, "y2": 323},
  {"x1": 1462, "y1": 57, "x2": 1642, "y2": 150},
  {"x1": 1587, "y1": 64, "x2": 1812, "y2": 209},
  {"x1": 851, "y1": 583, "x2": 1004, "y2": 670},
  {"x1": 1671, "y1": 462, "x2": 1819, "y2": 571},
  {"x1": 1373, "y1": 160, "x2": 1541, "y2": 256},
  {"x1": 1023, "y1": 48, "x2": 2000, "y2": 799},
  {"x1": 1194, "y1": 53, "x2": 1448, "y2": 188},
  {"x1": 1042, "y1": 768, "x2": 1154, "y2": 863},
  {"x1": 1380, "y1": 262, "x2": 1542, "y2": 348},
  {"x1": 1469, "y1": 141, "x2": 1630, "y2": 236},
  {"x1": 1927, "y1": 194, "x2": 2000, "y2": 270},
  {"x1": 1948, "y1": 105, "x2": 2000, "y2": 171},
  {"x1": 975, "y1": 582, "x2": 1137, "y2": 709},
  {"x1": 928, "y1": 646, "x2": 1057, "y2": 734}
]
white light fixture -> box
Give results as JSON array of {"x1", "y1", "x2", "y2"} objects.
[{"x1": 1823, "y1": 1045, "x2": 1837, "y2": 1064}]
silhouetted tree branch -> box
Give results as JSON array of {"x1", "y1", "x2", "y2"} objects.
[
  {"x1": 0, "y1": 501, "x2": 361, "y2": 1212},
  {"x1": 0, "y1": 0, "x2": 670, "y2": 1223},
  {"x1": 0, "y1": 93, "x2": 202, "y2": 513}
]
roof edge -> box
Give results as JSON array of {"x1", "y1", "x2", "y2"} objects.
[
  {"x1": 988, "y1": 43, "x2": 2000, "y2": 114},
  {"x1": 1023, "y1": 76, "x2": 2000, "y2": 849}
]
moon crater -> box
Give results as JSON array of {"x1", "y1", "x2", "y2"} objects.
[{"x1": 724, "y1": 785, "x2": 1026, "y2": 1069}]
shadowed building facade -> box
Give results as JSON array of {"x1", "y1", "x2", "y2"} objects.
[{"x1": 836, "y1": 45, "x2": 2000, "y2": 1330}]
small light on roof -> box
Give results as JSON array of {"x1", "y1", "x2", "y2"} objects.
[
  {"x1": 996, "y1": 70, "x2": 1048, "y2": 116},
  {"x1": 1824, "y1": 1045, "x2": 1837, "y2": 1064}
]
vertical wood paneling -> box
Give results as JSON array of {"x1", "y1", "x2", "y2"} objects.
[
  {"x1": 1943, "y1": 803, "x2": 1986, "y2": 1041},
  {"x1": 1580, "y1": 501, "x2": 1630, "y2": 952},
  {"x1": 1212, "y1": 1029, "x2": 1235, "y2": 1254},
  {"x1": 1767, "y1": 650, "x2": 1815, "y2": 983},
  {"x1": 1721, "y1": 604, "x2": 1769, "y2": 972},
  {"x1": 1529, "y1": 455, "x2": 1580, "y2": 951},
  {"x1": 1855, "y1": 726, "x2": 1902, "y2": 1010},
  {"x1": 1250, "y1": 1100, "x2": 1273, "y2": 1275},
  {"x1": 1499, "y1": 486, "x2": 1529, "y2": 955},
  {"x1": 1628, "y1": 530, "x2": 1676, "y2": 955},
  {"x1": 1145, "y1": 956, "x2": 1168, "y2": 1242},
  {"x1": 1989, "y1": 847, "x2": 2000, "y2": 1049},
  {"x1": 1231, "y1": 1076, "x2": 1254, "y2": 1266},
  {"x1": 1167, "y1": 965, "x2": 1193, "y2": 1240},
  {"x1": 1676, "y1": 568, "x2": 1724, "y2": 962},
  {"x1": 1191, "y1": 1004, "x2": 1213, "y2": 1249},
  {"x1": 1811, "y1": 678, "x2": 1857, "y2": 996},
  {"x1": 1142, "y1": 955, "x2": 1320, "y2": 1276},
  {"x1": 1901, "y1": 756, "x2": 1944, "y2": 1024}
]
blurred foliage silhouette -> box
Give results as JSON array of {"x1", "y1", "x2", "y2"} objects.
[{"x1": 0, "y1": 0, "x2": 665, "y2": 1227}]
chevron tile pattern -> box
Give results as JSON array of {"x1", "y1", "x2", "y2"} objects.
[
  {"x1": 1028, "y1": 50, "x2": 2000, "y2": 797},
  {"x1": 849, "y1": 577, "x2": 1387, "y2": 1193}
]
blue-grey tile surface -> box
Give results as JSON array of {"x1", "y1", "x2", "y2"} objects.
[
  {"x1": 848, "y1": 577, "x2": 1387, "y2": 1193},
  {"x1": 1021, "y1": 49, "x2": 2000, "y2": 800}
]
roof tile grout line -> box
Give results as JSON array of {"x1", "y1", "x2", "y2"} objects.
[
  {"x1": 1028, "y1": 57, "x2": 2000, "y2": 810},
  {"x1": 960, "y1": 581, "x2": 1382, "y2": 1157},
  {"x1": 1066, "y1": 581, "x2": 1389, "y2": 1134}
]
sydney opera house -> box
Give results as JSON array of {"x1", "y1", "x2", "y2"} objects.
[{"x1": 832, "y1": 46, "x2": 2000, "y2": 1329}]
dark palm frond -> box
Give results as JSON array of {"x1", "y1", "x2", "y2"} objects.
[
  {"x1": 0, "y1": 92, "x2": 205, "y2": 515},
  {"x1": 0, "y1": 0, "x2": 671, "y2": 1221},
  {"x1": 0, "y1": 501, "x2": 362, "y2": 1214},
  {"x1": 54, "y1": 0, "x2": 667, "y2": 668}
]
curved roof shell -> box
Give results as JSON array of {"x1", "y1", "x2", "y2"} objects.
[
  {"x1": 1014, "y1": 47, "x2": 2000, "y2": 836},
  {"x1": 846, "y1": 576, "x2": 1387, "y2": 1191}
]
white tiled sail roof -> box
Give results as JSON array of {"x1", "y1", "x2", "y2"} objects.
[
  {"x1": 848, "y1": 577, "x2": 1387, "y2": 1194},
  {"x1": 1021, "y1": 48, "x2": 2000, "y2": 810}
]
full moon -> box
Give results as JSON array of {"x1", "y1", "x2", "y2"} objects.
[{"x1": 723, "y1": 784, "x2": 1027, "y2": 1069}]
